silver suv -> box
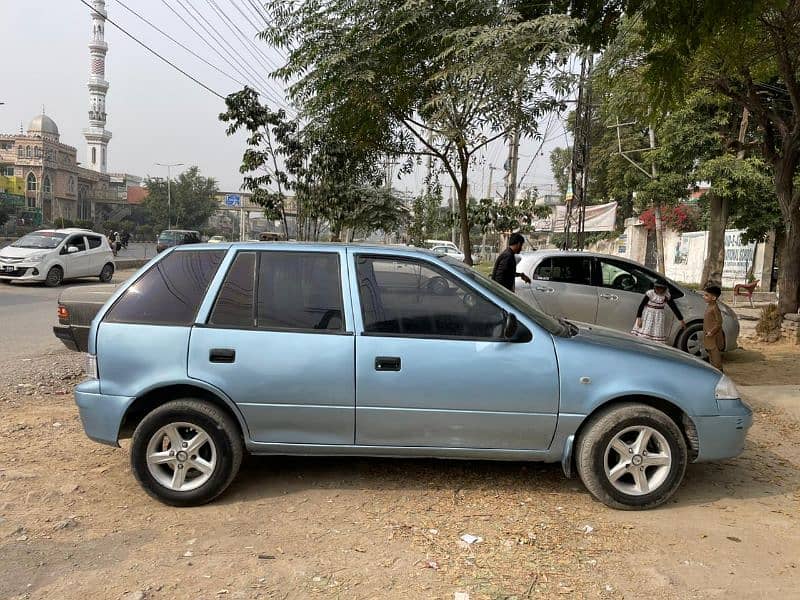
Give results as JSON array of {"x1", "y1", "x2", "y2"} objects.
[{"x1": 516, "y1": 251, "x2": 739, "y2": 356}]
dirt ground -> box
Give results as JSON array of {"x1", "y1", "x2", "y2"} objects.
[{"x1": 1, "y1": 340, "x2": 799, "y2": 600}]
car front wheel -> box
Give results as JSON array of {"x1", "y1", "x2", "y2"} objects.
[
  {"x1": 575, "y1": 403, "x2": 688, "y2": 510},
  {"x1": 131, "y1": 399, "x2": 243, "y2": 506},
  {"x1": 99, "y1": 263, "x2": 114, "y2": 282},
  {"x1": 45, "y1": 266, "x2": 63, "y2": 287}
]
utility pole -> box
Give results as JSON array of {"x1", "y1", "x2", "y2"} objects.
[
  {"x1": 487, "y1": 165, "x2": 497, "y2": 199},
  {"x1": 607, "y1": 117, "x2": 665, "y2": 273},
  {"x1": 648, "y1": 126, "x2": 665, "y2": 274},
  {"x1": 506, "y1": 129, "x2": 520, "y2": 204},
  {"x1": 155, "y1": 162, "x2": 183, "y2": 229}
]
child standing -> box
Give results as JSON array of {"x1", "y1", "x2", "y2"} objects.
[
  {"x1": 631, "y1": 282, "x2": 686, "y2": 344},
  {"x1": 702, "y1": 285, "x2": 725, "y2": 371}
]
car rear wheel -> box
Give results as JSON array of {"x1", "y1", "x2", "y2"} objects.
[
  {"x1": 678, "y1": 322, "x2": 707, "y2": 358},
  {"x1": 45, "y1": 266, "x2": 63, "y2": 287},
  {"x1": 575, "y1": 403, "x2": 688, "y2": 510},
  {"x1": 131, "y1": 399, "x2": 243, "y2": 506},
  {"x1": 99, "y1": 262, "x2": 114, "y2": 282}
]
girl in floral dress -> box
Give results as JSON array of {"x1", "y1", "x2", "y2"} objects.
[{"x1": 631, "y1": 282, "x2": 686, "y2": 344}]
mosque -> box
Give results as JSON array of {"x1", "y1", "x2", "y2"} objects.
[{"x1": 0, "y1": 0, "x2": 143, "y2": 226}]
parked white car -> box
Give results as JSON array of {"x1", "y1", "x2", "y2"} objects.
[{"x1": 0, "y1": 228, "x2": 115, "y2": 287}]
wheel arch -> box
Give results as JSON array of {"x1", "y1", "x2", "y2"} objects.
[
  {"x1": 568, "y1": 394, "x2": 699, "y2": 473},
  {"x1": 119, "y1": 383, "x2": 250, "y2": 442}
]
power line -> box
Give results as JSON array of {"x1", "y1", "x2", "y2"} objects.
[
  {"x1": 243, "y1": 0, "x2": 288, "y2": 61},
  {"x1": 77, "y1": 0, "x2": 224, "y2": 99},
  {"x1": 177, "y1": 0, "x2": 278, "y2": 96},
  {"x1": 221, "y1": 0, "x2": 282, "y2": 70},
  {"x1": 172, "y1": 0, "x2": 288, "y2": 109},
  {"x1": 158, "y1": 0, "x2": 273, "y2": 100},
  {"x1": 111, "y1": 0, "x2": 249, "y2": 90},
  {"x1": 204, "y1": 0, "x2": 280, "y2": 73}
]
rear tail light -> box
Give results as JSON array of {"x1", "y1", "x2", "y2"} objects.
[
  {"x1": 57, "y1": 304, "x2": 69, "y2": 323},
  {"x1": 85, "y1": 354, "x2": 99, "y2": 379}
]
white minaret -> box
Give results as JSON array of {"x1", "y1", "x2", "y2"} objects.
[{"x1": 83, "y1": 0, "x2": 112, "y2": 173}]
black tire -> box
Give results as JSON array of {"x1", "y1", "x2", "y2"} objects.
[
  {"x1": 44, "y1": 266, "x2": 64, "y2": 287},
  {"x1": 99, "y1": 262, "x2": 114, "y2": 282},
  {"x1": 130, "y1": 399, "x2": 244, "y2": 506},
  {"x1": 575, "y1": 402, "x2": 688, "y2": 510},
  {"x1": 677, "y1": 322, "x2": 706, "y2": 357}
]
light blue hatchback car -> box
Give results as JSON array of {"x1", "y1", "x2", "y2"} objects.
[{"x1": 75, "y1": 243, "x2": 752, "y2": 509}]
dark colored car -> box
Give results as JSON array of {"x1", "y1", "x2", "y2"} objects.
[
  {"x1": 156, "y1": 229, "x2": 201, "y2": 253},
  {"x1": 54, "y1": 284, "x2": 117, "y2": 351}
]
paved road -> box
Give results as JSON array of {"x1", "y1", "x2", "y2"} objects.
[{"x1": 0, "y1": 269, "x2": 136, "y2": 362}]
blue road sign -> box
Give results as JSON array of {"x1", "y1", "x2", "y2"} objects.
[{"x1": 225, "y1": 194, "x2": 241, "y2": 207}]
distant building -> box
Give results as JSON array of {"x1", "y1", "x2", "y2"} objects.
[
  {"x1": 0, "y1": 115, "x2": 142, "y2": 225},
  {"x1": 0, "y1": 2, "x2": 144, "y2": 228}
]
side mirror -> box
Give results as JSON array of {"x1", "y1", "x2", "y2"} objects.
[
  {"x1": 503, "y1": 312, "x2": 532, "y2": 343},
  {"x1": 67, "y1": 246, "x2": 79, "y2": 254}
]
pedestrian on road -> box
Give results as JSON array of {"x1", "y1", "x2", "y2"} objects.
[
  {"x1": 702, "y1": 284, "x2": 725, "y2": 371},
  {"x1": 631, "y1": 282, "x2": 686, "y2": 344},
  {"x1": 108, "y1": 231, "x2": 118, "y2": 257},
  {"x1": 491, "y1": 232, "x2": 531, "y2": 292}
]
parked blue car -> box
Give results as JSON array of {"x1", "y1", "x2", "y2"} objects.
[{"x1": 75, "y1": 243, "x2": 752, "y2": 509}]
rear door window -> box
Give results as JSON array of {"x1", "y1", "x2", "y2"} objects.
[
  {"x1": 207, "y1": 251, "x2": 345, "y2": 332},
  {"x1": 535, "y1": 256, "x2": 593, "y2": 285},
  {"x1": 105, "y1": 250, "x2": 225, "y2": 325},
  {"x1": 257, "y1": 252, "x2": 344, "y2": 331}
]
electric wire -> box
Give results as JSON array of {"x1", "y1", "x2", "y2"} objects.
[{"x1": 78, "y1": 0, "x2": 224, "y2": 99}]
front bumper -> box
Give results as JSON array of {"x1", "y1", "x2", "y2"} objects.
[
  {"x1": 0, "y1": 264, "x2": 44, "y2": 281},
  {"x1": 74, "y1": 379, "x2": 133, "y2": 447},
  {"x1": 692, "y1": 399, "x2": 753, "y2": 461}
]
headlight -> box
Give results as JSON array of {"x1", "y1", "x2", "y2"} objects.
[
  {"x1": 27, "y1": 254, "x2": 46, "y2": 263},
  {"x1": 714, "y1": 374, "x2": 740, "y2": 399}
]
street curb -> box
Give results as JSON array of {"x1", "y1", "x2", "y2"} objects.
[{"x1": 113, "y1": 258, "x2": 149, "y2": 270}]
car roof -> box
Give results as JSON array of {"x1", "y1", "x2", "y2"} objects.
[
  {"x1": 32, "y1": 228, "x2": 97, "y2": 234},
  {"x1": 172, "y1": 241, "x2": 437, "y2": 256}
]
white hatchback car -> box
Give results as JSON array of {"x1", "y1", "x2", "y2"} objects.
[{"x1": 0, "y1": 228, "x2": 115, "y2": 287}]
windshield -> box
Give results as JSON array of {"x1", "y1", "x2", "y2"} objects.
[
  {"x1": 10, "y1": 232, "x2": 67, "y2": 249},
  {"x1": 443, "y1": 257, "x2": 569, "y2": 337}
]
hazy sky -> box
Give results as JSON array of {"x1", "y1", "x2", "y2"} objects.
[{"x1": 0, "y1": 0, "x2": 565, "y2": 197}]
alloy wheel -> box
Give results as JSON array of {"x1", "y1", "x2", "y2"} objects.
[
  {"x1": 603, "y1": 425, "x2": 672, "y2": 496},
  {"x1": 145, "y1": 422, "x2": 217, "y2": 492}
]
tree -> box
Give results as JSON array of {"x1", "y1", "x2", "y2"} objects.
[
  {"x1": 143, "y1": 166, "x2": 218, "y2": 231},
  {"x1": 627, "y1": 0, "x2": 800, "y2": 312},
  {"x1": 263, "y1": 0, "x2": 576, "y2": 264},
  {"x1": 549, "y1": 147, "x2": 572, "y2": 196},
  {"x1": 0, "y1": 207, "x2": 9, "y2": 227},
  {"x1": 219, "y1": 87, "x2": 297, "y2": 240}
]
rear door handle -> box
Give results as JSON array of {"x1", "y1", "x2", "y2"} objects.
[
  {"x1": 599, "y1": 293, "x2": 619, "y2": 301},
  {"x1": 535, "y1": 286, "x2": 555, "y2": 293},
  {"x1": 209, "y1": 348, "x2": 236, "y2": 363},
  {"x1": 375, "y1": 356, "x2": 401, "y2": 372}
]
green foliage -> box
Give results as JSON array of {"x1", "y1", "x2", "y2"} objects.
[
  {"x1": 142, "y1": 166, "x2": 218, "y2": 231},
  {"x1": 262, "y1": 0, "x2": 576, "y2": 261},
  {"x1": 549, "y1": 147, "x2": 571, "y2": 197}
]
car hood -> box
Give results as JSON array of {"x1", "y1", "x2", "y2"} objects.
[
  {"x1": 0, "y1": 246, "x2": 51, "y2": 259},
  {"x1": 564, "y1": 321, "x2": 716, "y2": 372}
]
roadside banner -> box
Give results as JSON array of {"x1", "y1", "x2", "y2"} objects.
[{"x1": 531, "y1": 201, "x2": 617, "y2": 232}]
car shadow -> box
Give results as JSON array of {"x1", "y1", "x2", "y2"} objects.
[{"x1": 218, "y1": 438, "x2": 799, "y2": 509}]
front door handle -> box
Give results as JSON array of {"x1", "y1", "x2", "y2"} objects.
[
  {"x1": 209, "y1": 348, "x2": 236, "y2": 363},
  {"x1": 535, "y1": 286, "x2": 555, "y2": 293},
  {"x1": 599, "y1": 293, "x2": 619, "y2": 301},
  {"x1": 375, "y1": 356, "x2": 401, "y2": 372}
]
